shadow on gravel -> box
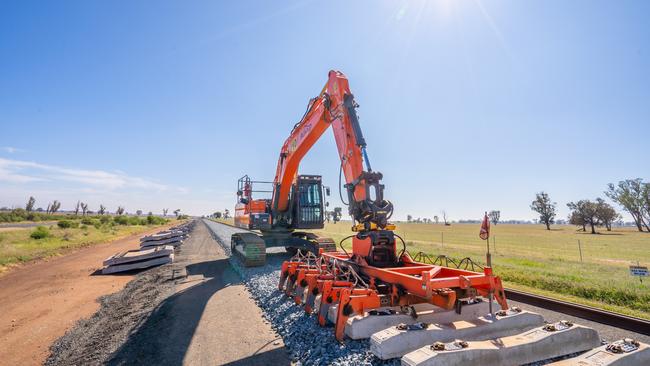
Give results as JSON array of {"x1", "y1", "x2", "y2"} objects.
[
  {"x1": 220, "y1": 347, "x2": 290, "y2": 366},
  {"x1": 107, "y1": 258, "x2": 239, "y2": 366}
]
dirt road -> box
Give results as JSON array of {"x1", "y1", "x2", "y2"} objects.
[
  {"x1": 46, "y1": 220, "x2": 290, "y2": 366},
  {"x1": 0, "y1": 224, "x2": 176, "y2": 366}
]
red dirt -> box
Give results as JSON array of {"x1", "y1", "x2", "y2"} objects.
[{"x1": 0, "y1": 224, "x2": 175, "y2": 366}]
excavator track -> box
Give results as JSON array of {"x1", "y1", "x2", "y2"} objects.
[{"x1": 231, "y1": 232, "x2": 266, "y2": 267}]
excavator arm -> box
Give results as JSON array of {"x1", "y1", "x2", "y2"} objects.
[{"x1": 271, "y1": 70, "x2": 393, "y2": 229}]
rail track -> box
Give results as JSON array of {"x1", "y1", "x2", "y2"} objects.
[{"x1": 505, "y1": 288, "x2": 650, "y2": 336}]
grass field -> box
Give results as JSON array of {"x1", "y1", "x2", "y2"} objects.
[
  {"x1": 310, "y1": 222, "x2": 650, "y2": 320},
  {"x1": 0, "y1": 221, "x2": 170, "y2": 274}
]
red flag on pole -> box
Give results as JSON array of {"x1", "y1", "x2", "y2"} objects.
[{"x1": 479, "y1": 212, "x2": 490, "y2": 240}]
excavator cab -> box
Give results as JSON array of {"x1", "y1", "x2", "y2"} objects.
[{"x1": 291, "y1": 175, "x2": 325, "y2": 229}]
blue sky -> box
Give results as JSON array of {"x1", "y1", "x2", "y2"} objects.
[{"x1": 1, "y1": 0, "x2": 648, "y2": 220}]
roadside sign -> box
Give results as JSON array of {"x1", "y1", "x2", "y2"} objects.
[{"x1": 629, "y1": 265, "x2": 648, "y2": 277}]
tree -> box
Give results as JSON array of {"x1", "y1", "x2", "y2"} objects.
[
  {"x1": 174, "y1": 209, "x2": 181, "y2": 218},
  {"x1": 644, "y1": 183, "x2": 650, "y2": 231},
  {"x1": 325, "y1": 211, "x2": 332, "y2": 223},
  {"x1": 222, "y1": 209, "x2": 229, "y2": 219},
  {"x1": 74, "y1": 201, "x2": 81, "y2": 216},
  {"x1": 98, "y1": 205, "x2": 106, "y2": 215},
  {"x1": 568, "y1": 210, "x2": 586, "y2": 232},
  {"x1": 406, "y1": 215, "x2": 413, "y2": 223},
  {"x1": 214, "y1": 211, "x2": 222, "y2": 219},
  {"x1": 441, "y1": 210, "x2": 450, "y2": 226},
  {"x1": 599, "y1": 201, "x2": 620, "y2": 231},
  {"x1": 26, "y1": 196, "x2": 36, "y2": 212},
  {"x1": 50, "y1": 200, "x2": 61, "y2": 214},
  {"x1": 333, "y1": 207, "x2": 342, "y2": 223},
  {"x1": 530, "y1": 192, "x2": 556, "y2": 230},
  {"x1": 163, "y1": 208, "x2": 169, "y2": 217},
  {"x1": 80, "y1": 202, "x2": 89, "y2": 216},
  {"x1": 115, "y1": 206, "x2": 125, "y2": 215},
  {"x1": 433, "y1": 215, "x2": 439, "y2": 224},
  {"x1": 489, "y1": 210, "x2": 501, "y2": 225},
  {"x1": 606, "y1": 179, "x2": 648, "y2": 232},
  {"x1": 567, "y1": 198, "x2": 614, "y2": 234},
  {"x1": 136, "y1": 210, "x2": 143, "y2": 216}
]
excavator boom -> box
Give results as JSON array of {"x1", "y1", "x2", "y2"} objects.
[{"x1": 270, "y1": 70, "x2": 393, "y2": 229}]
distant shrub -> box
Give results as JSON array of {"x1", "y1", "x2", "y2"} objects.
[
  {"x1": 128, "y1": 216, "x2": 146, "y2": 225},
  {"x1": 30, "y1": 226, "x2": 50, "y2": 239},
  {"x1": 113, "y1": 216, "x2": 129, "y2": 225},
  {"x1": 99, "y1": 216, "x2": 111, "y2": 224},
  {"x1": 57, "y1": 220, "x2": 79, "y2": 229},
  {"x1": 0, "y1": 209, "x2": 69, "y2": 223},
  {"x1": 81, "y1": 218, "x2": 95, "y2": 225},
  {"x1": 80, "y1": 224, "x2": 88, "y2": 230},
  {"x1": 146, "y1": 214, "x2": 167, "y2": 225},
  {"x1": 177, "y1": 215, "x2": 189, "y2": 220}
]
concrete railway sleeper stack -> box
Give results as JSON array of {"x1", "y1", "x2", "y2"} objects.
[
  {"x1": 275, "y1": 248, "x2": 649, "y2": 365},
  {"x1": 101, "y1": 220, "x2": 195, "y2": 274}
]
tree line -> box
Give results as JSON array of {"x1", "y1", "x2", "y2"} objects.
[
  {"x1": 530, "y1": 178, "x2": 650, "y2": 234},
  {"x1": 0, "y1": 196, "x2": 181, "y2": 223},
  {"x1": 406, "y1": 210, "x2": 453, "y2": 225}
]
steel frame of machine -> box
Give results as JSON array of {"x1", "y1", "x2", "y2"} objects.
[{"x1": 279, "y1": 249, "x2": 508, "y2": 342}]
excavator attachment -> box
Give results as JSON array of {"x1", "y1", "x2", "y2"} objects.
[
  {"x1": 277, "y1": 233, "x2": 509, "y2": 342},
  {"x1": 231, "y1": 232, "x2": 266, "y2": 267}
]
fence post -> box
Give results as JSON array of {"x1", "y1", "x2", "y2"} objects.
[{"x1": 578, "y1": 239, "x2": 583, "y2": 262}]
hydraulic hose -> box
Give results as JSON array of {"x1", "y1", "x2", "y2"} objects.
[{"x1": 394, "y1": 233, "x2": 407, "y2": 259}]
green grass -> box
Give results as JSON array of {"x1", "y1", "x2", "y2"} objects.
[
  {"x1": 0, "y1": 221, "x2": 168, "y2": 274},
  {"x1": 310, "y1": 222, "x2": 650, "y2": 320}
]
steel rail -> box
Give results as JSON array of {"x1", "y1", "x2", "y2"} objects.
[{"x1": 505, "y1": 288, "x2": 650, "y2": 336}]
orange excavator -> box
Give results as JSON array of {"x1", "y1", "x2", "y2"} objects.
[
  {"x1": 232, "y1": 70, "x2": 393, "y2": 266},
  {"x1": 233, "y1": 70, "x2": 508, "y2": 341}
]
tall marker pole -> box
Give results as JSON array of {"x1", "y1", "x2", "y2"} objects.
[{"x1": 479, "y1": 212, "x2": 493, "y2": 318}]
